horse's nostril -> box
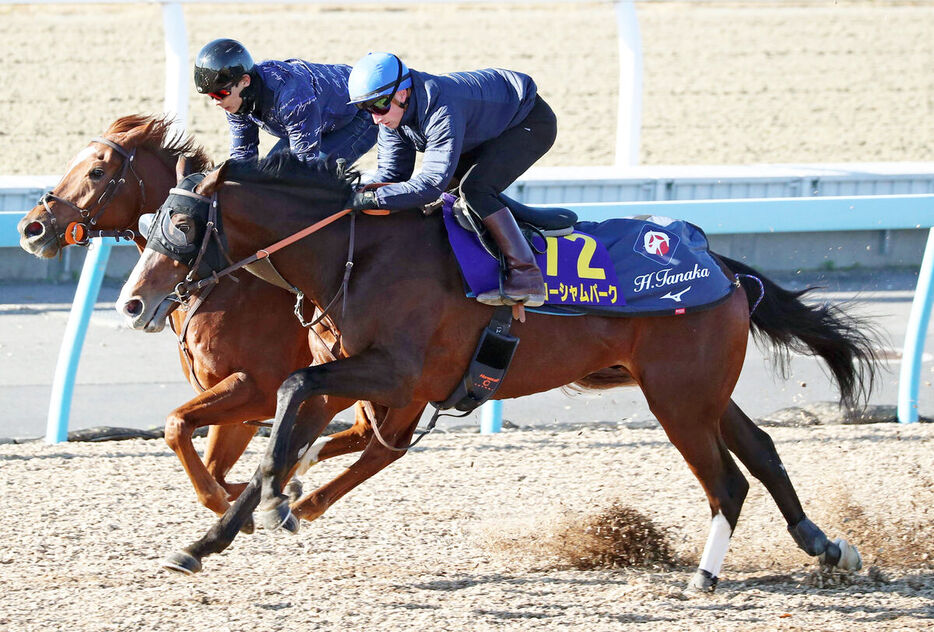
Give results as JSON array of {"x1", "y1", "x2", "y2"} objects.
[
  {"x1": 124, "y1": 299, "x2": 143, "y2": 318},
  {"x1": 24, "y1": 221, "x2": 45, "y2": 238}
]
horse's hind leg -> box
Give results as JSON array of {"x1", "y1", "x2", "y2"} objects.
[
  {"x1": 294, "y1": 401, "x2": 384, "y2": 474},
  {"x1": 638, "y1": 369, "x2": 748, "y2": 591},
  {"x1": 292, "y1": 401, "x2": 425, "y2": 522},
  {"x1": 720, "y1": 400, "x2": 862, "y2": 572}
]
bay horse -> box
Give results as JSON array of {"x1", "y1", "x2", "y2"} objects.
[
  {"x1": 117, "y1": 154, "x2": 877, "y2": 591},
  {"x1": 16, "y1": 115, "x2": 382, "y2": 525}
]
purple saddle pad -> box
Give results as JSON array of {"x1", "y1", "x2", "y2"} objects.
[{"x1": 441, "y1": 194, "x2": 735, "y2": 317}]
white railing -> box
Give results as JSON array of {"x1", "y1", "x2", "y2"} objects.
[
  {"x1": 3, "y1": 1, "x2": 930, "y2": 441},
  {"x1": 2, "y1": 0, "x2": 642, "y2": 442}
]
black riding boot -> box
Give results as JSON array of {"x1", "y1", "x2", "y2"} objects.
[{"x1": 476, "y1": 207, "x2": 546, "y2": 307}]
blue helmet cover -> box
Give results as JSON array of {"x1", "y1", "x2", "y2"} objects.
[{"x1": 347, "y1": 52, "x2": 413, "y2": 104}]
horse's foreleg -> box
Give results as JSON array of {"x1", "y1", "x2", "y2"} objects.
[
  {"x1": 720, "y1": 400, "x2": 862, "y2": 572},
  {"x1": 294, "y1": 401, "x2": 385, "y2": 474},
  {"x1": 258, "y1": 389, "x2": 360, "y2": 532},
  {"x1": 164, "y1": 469, "x2": 263, "y2": 575},
  {"x1": 165, "y1": 394, "x2": 356, "y2": 575},
  {"x1": 164, "y1": 372, "x2": 264, "y2": 516},
  {"x1": 258, "y1": 355, "x2": 416, "y2": 531},
  {"x1": 292, "y1": 402, "x2": 425, "y2": 522},
  {"x1": 203, "y1": 422, "x2": 257, "y2": 500}
]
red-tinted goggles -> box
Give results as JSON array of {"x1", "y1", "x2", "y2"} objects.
[
  {"x1": 355, "y1": 95, "x2": 394, "y2": 115},
  {"x1": 208, "y1": 86, "x2": 233, "y2": 101}
]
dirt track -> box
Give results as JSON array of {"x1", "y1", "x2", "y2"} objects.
[
  {"x1": 1, "y1": 2, "x2": 932, "y2": 174},
  {"x1": 2, "y1": 2, "x2": 934, "y2": 629},
  {"x1": 1, "y1": 423, "x2": 933, "y2": 630}
]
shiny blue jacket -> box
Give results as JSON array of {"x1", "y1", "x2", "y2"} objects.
[
  {"x1": 371, "y1": 68, "x2": 538, "y2": 210},
  {"x1": 226, "y1": 60, "x2": 359, "y2": 162}
]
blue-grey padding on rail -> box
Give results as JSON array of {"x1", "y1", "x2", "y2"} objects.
[
  {"x1": 13, "y1": 194, "x2": 931, "y2": 442},
  {"x1": 898, "y1": 228, "x2": 934, "y2": 423},
  {"x1": 45, "y1": 239, "x2": 114, "y2": 443},
  {"x1": 478, "y1": 194, "x2": 934, "y2": 432}
]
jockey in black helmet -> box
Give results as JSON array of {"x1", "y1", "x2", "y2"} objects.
[{"x1": 194, "y1": 38, "x2": 377, "y2": 167}]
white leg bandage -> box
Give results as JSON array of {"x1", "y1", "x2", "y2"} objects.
[{"x1": 698, "y1": 511, "x2": 733, "y2": 578}]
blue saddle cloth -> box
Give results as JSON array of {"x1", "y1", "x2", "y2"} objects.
[{"x1": 441, "y1": 196, "x2": 735, "y2": 317}]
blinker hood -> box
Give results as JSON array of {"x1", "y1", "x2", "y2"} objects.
[{"x1": 147, "y1": 172, "x2": 229, "y2": 279}]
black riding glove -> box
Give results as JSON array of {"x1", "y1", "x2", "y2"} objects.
[{"x1": 347, "y1": 189, "x2": 379, "y2": 212}]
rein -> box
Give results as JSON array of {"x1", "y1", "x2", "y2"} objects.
[
  {"x1": 40, "y1": 137, "x2": 146, "y2": 247},
  {"x1": 172, "y1": 203, "x2": 359, "y2": 331}
]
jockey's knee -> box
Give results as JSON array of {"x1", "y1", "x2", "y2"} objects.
[{"x1": 458, "y1": 177, "x2": 501, "y2": 219}]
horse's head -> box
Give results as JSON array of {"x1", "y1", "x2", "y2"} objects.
[
  {"x1": 18, "y1": 114, "x2": 209, "y2": 258},
  {"x1": 117, "y1": 164, "x2": 230, "y2": 332}
]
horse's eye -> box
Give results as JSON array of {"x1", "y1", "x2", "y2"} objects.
[{"x1": 89, "y1": 167, "x2": 105, "y2": 180}]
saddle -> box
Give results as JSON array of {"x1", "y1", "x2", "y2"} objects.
[{"x1": 427, "y1": 191, "x2": 578, "y2": 259}]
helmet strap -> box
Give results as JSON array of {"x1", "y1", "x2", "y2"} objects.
[{"x1": 236, "y1": 72, "x2": 261, "y2": 116}]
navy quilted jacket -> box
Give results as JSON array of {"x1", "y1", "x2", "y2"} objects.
[{"x1": 370, "y1": 68, "x2": 538, "y2": 210}]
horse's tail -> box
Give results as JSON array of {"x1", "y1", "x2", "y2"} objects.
[{"x1": 715, "y1": 253, "x2": 881, "y2": 409}]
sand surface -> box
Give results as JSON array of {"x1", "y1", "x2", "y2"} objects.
[
  {"x1": 1, "y1": 2, "x2": 932, "y2": 175},
  {"x1": 2, "y1": 2, "x2": 934, "y2": 629},
  {"x1": 1, "y1": 423, "x2": 933, "y2": 630}
]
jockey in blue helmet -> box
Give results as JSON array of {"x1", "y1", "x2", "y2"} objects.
[
  {"x1": 194, "y1": 38, "x2": 377, "y2": 167},
  {"x1": 346, "y1": 52, "x2": 556, "y2": 308}
]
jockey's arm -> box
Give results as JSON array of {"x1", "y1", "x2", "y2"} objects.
[
  {"x1": 226, "y1": 113, "x2": 260, "y2": 162},
  {"x1": 282, "y1": 98, "x2": 324, "y2": 162},
  {"x1": 371, "y1": 107, "x2": 464, "y2": 211},
  {"x1": 369, "y1": 126, "x2": 415, "y2": 184}
]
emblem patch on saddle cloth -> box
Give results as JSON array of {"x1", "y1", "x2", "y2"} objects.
[{"x1": 441, "y1": 199, "x2": 735, "y2": 317}]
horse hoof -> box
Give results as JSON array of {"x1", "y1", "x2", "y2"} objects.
[
  {"x1": 285, "y1": 478, "x2": 303, "y2": 504},
  {"x1": 686, "y1": 569, "x2": 718, "y2": 593},
  {"x1": 281, "y1": 512, "x2": 300, "y2": 535},
  {"x1": 260, "y1": 500, "x2": 295, "y2": 532},
  {"x1": 824, "y1": 538, "x2": 862, "y2": 571},
  {"x1": 162, "y1": 551, "x2": 201, "y2": 575},
  {"x1": 240, "y1": 514, "x2": 255, "y2": 535}
]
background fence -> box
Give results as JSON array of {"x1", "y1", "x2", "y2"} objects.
[{"x1": 1, "y1": 0, "x2": 931, "y2": 441}]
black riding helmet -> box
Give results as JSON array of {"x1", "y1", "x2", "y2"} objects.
[{"x1": 193, "y1": 38, "x2": 255, "y2": 95}]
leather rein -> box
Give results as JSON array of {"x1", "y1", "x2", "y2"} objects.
[
  {"x1": 39, "y1": 137, "x2": 146, "y2": 248},
  {"x1": 169, "y1": 190, "x2": 360, "y2": 335}
]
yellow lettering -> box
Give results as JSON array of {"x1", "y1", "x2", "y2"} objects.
[
  {"x1": 564, "y1": 234, "x2": 606, "y2": 280},
  {"x1": 545, "y1": 236, "x2": 559, "y2": 277}
]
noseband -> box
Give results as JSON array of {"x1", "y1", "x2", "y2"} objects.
[{"x1": 39, "y1": 136, "x2": 146, "y2": 247}]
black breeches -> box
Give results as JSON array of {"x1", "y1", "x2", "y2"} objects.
[{"x1": 454, "y1": 95, "x2": 557, "y2": 219}]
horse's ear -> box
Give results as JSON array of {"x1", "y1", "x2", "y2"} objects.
[
  {"x1": 175, "y1": 156, "x2": 193, "y2": 182},
  {"x1": 196, "y1": 161, "x2": 230, "y2": 196}
]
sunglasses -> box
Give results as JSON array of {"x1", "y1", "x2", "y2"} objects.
[
  {"x1": 356, "y1": 95, "x2": 394, "y2": 116},
  {"x1": 208, "y1": 85, "x2": 233, "y2": 101}
]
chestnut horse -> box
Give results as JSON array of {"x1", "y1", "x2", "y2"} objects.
[
  {"x1": 118, "y1": 155, "x2": 877, "y2": 591},
  {"x1": 17, "y1": 115, "x2": 380, "y2": 525}
]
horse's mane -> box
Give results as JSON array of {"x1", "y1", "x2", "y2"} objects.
[
  {"x1": 223, "y1": 153, "x2": 357, "y2": 202},
  {"x1": 104, "y1": 114, "x2": 213, "y2": 173}
]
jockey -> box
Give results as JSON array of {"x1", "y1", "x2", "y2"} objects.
[
  {"x1": 345, "y1": 52, "x2": 555, "y2": 308},
  {"x1": 194, "y1": 38, "x2": 377, "y2": 166}
]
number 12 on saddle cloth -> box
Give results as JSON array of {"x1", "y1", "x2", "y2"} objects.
[{"x1": 440, "y1": 197, "x2": 735, "y2": 318}]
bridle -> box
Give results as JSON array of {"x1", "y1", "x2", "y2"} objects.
[{"x1": 38, "y1": 137, "x2": 146, "y2": 247}]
